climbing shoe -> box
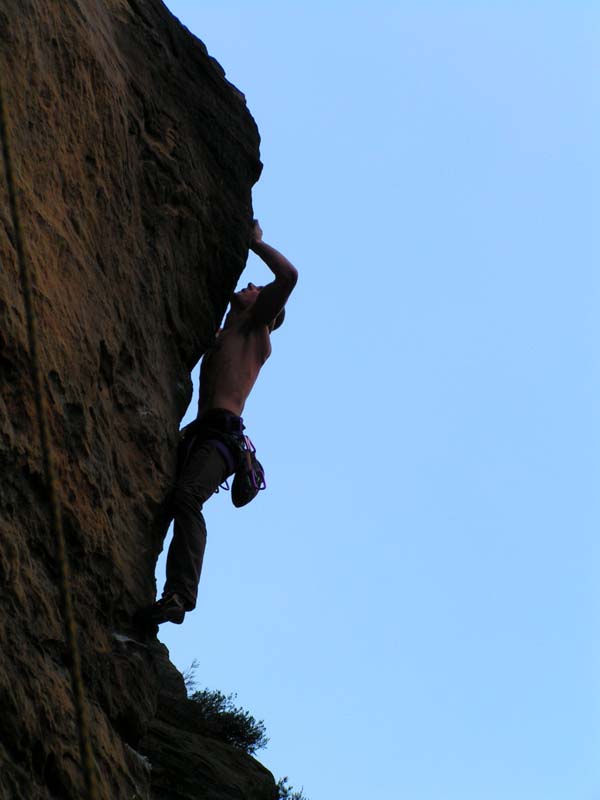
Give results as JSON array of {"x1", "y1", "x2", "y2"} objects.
[
  {"x1": 231, "y1": 444, "x2": 266, "y2": 508},
  {"x1": 147, "y1": 592, "x2": 186, "y2": 625}
]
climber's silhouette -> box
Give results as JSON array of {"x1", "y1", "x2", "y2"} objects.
[{"x1": 147, "y1": 221, "x2": 298, "y2": 625}]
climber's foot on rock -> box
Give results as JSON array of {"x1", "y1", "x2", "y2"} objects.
[{"x1": 144, "y1": 592, "x2": 186, "y2": 626}]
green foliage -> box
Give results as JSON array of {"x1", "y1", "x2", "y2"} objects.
[
  {"x1": 189, "y1": 686, "x2": 269, "y2": 756},
  {"x1": 185, "y1": 662, "x2": 309, "y2": 797},
  {"x1": 182, "y1": 659, "x2": 200, "y2": 693},
  {"x1": 276, "y1": 776, "x2": 309, "y2": 800}
]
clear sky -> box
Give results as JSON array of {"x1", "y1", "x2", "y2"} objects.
[{"x1": 158, "y1": 3, "x2": 599, "y2": 798}]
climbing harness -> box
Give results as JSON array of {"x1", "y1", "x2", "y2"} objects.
[
  {"x1": 178, "y1": 411, "x2": 266, "y2": 506},
  {"x1": 0, "y1": 81, "x2": 99, "y2": 799}
]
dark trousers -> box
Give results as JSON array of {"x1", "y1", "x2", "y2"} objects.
[{"x1": 163, "y1": 429, "x2": 238, "y2": 610}]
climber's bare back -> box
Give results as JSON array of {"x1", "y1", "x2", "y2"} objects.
[
  {"x1": 198, "y1": 316, "x2": 271, "y2": 417},
  {"x1": 197, "y1": 222, "x2": 298, "y2": 419}
]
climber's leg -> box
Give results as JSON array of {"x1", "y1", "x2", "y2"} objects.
[{"x1": 162, "y1": 439, "x2": 231, "y2": 611}]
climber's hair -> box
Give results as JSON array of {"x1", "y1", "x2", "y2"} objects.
[{"x1": 270, "y1": 308, "x2": 286, "y2": 332}]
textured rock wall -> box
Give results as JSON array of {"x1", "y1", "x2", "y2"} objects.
[{"x1": 0, "y1": 1, "x2": 274, "y2": 797}]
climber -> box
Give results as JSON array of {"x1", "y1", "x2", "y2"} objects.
[{"x1": 146, "y1": 220, "x2": 298, "y2": 625}]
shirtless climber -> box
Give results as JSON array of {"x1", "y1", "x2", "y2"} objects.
[{"x1": 147, "y1": 221, "x2": 298, "y2": 625}]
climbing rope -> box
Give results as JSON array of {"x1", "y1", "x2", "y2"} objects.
[{"x1": 0, "y1": 80, "x2": 99, "y2": 799}]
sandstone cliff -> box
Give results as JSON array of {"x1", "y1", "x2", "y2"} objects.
[{"x1": 0, "y1": 1, "x2": 275, "y2": 797}]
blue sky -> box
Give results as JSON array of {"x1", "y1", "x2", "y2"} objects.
[{"x1": 159, "y1": 3, "x2": 600, "y2": 798}]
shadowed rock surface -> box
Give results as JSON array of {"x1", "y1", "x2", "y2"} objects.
[{"x1": 0, "y1": 1, "x2": 275, "y2": 797}]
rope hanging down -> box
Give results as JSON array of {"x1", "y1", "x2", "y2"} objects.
[{"x1": 0, "y1": 80, "x2": 99, "y2": 800}]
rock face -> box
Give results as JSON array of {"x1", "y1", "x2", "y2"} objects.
[{"x1": 0, "y1": 1, "x2": 274, "y2": 798}]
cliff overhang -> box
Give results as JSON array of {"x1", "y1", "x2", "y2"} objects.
[{"x1": 0, "y1": 1, "x2": 275, "y2": 798}]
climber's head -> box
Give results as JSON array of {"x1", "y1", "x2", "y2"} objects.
[
  {"x1": 231, "y1": 282, "x2": 262, "y2": 310},
  {"x1": 269, "y1": 307, "x2": 286, "y2": 331},
  {"x1": 230, "y1": 283, "x2": 286, "y2": 331}
]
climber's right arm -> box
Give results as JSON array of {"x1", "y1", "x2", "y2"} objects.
[{"x1": 247, "y1": 222, "x2": 297, "y2": 327}]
